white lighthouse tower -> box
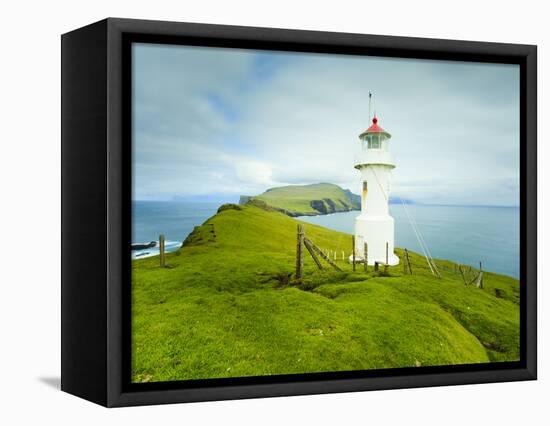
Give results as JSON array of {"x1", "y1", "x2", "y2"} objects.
[{"x1": 352, "y1": 114, "x2": 399, "y2": 266}]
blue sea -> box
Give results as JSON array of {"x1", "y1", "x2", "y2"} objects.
[
  {"x1": 132, "y1": 201, "x2": 220, "y2": 260},
  {"x1": 132, "y1": 201, "x2": 519, "y2": 279}
]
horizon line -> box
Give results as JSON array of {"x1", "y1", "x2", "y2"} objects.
[{"x1": 133, "y1": 198, "x2": 519, "y2": 209}]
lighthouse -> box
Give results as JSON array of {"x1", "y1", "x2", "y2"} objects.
[{"x1": 352, "y1": 114, "x2": 399, "y2": 266}]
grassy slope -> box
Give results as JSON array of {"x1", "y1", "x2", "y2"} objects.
[
  {"x1": 132, "y1": 204, "x2": 520, "y2": 383},
  {"x1": 254, "y1": 183, "x2": 356, "y2": 214}
]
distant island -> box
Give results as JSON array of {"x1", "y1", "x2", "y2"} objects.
[
  {"x1": 239, "y1": 182, "x2": 414, "y2": 217},
  {"x1": 240, "y1": 183, "x2": 361, "y2": 217}
]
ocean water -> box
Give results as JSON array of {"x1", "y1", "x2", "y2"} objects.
[
  {"x1": 132, "y1": 201, "x2": 519, "y2": 279},
  {"x1": 298, "y1": 205, "x2": 519, "y2": 279},
  {"x1": 132, "y1": 201, "x2": 220, "y2": 259}
]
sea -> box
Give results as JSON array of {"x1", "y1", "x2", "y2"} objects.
[
  {"x1": 132, "y1": 201, "x2": 220, "y2": 261},
  {"x1": 132, "y1": 201, "x2": 519, "y2": 279}
]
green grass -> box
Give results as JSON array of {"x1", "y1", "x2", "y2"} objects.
[
  {"x1": 253, "y1": 182, "x2": 358, "y2": 215},
  {"x1": 131, "y1": 204, "x2": 520, "y2": 383}
]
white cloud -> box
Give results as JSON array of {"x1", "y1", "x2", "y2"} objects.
[{"x1": 233, "y1": 158, "x2": 273, "y2": 186}]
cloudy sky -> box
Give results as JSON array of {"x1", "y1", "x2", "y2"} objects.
[{"x1": 132, "y1": 43, "x2": 520, "y2": 206}]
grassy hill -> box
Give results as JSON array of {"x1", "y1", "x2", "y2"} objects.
[
  {"x1": 240, "y1": 183, "x2": 360, "y2": 216},
  {"x1": 131, "y1": 203, "x2": 520, "y2": 383}
]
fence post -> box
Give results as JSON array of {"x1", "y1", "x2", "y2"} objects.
[
  {"x1": 459, "y1": 265, "x2": 467, "y2": 285},
  {"x1": 352, "y1": 236, "x2": 356, "y2": 271},
  {"x1": 159, "y1": 234, "x2": 166, "y2": 267},
  {"x1": 303, "y1": 238, "x2": 323, "y2": 270},
  {"x1": 385, "y1": 242, "x2": 389, "y2": 273},
  {"x1": 478, "y1": 261, "x2": 484, "y2": 289},
  {"x1": 304, "y1": 237, "x2": 342, "y2": 271},
  {"x1": 405, "y1": 249, "x2": 412, "y2": 274},
  {"x1": 364, "y1": 243, "x2": 368, "y2": 272},
  {"x1": 296, "y1": 224, "x2": 304, "y2": 281}
]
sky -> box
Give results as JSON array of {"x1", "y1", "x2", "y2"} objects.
[{"x1": 132, "y1": 43, "x2": 520, "y2": 206}]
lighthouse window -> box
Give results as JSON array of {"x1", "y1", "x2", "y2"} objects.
[{"x1": 369, "y1": 137, "x2": 380, "y2": 149}]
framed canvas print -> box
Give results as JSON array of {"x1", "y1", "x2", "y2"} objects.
[{"x1": 61, "y1": 18, "x2": 537, "y2": 407}]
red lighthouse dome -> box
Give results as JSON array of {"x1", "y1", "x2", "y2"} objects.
[{"x1": 359, "y1": 115, "x2": 391, "y2": 139}]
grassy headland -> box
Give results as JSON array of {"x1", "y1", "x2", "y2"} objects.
[
  {"x1": 240, "y1": 183, "x2": 360, "y2": 216},
  {"x1": 132, "y1": 203, "x2": 520, "y2": 383}
]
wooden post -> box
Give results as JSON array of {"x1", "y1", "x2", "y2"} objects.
[
  {"x1": 342, "y1": 251, "x2": 345, "y2": 261},
  {"x1": 405, "y1": 249, "x2": 412, "y2": 274},
  {"x1": 159, "y1": 234, "x2": 166, "y2": 267},
  {"x1": 385, "y1": 242, "x2": 389, "y2": 273},
  {"x1": 474, "y1": 272, "x2": 484, "y2": 288},
  {"x1": 295, "y1": 224, "x2": 304, "y2": 281},
  {"x1": 352, "y1": 236, "x2": 356, "y2": 271},
  {"x1": 364, "y1": 243, "x2": 368, "y2": 272},
  {"x1": 304, "y1": 237, "x2": 342, "y2": 271},
  {"x1": 478, "y1": 261, "x2": 484, "y2": 289},
  {"x1": 303, "y1": 238, "x2": 323, "y2": 270},
  {"x1": 459, "y1": 265, "x2": 467, "y2": 285}
]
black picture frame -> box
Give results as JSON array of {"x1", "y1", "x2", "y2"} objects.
[{"x1": 61, "y1": 17, "x2": 537, "y2": 407}]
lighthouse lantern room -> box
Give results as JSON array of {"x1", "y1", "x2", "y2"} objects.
[{"x1": 352, "y1": 115, "x2": 399, "y2": 266}]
